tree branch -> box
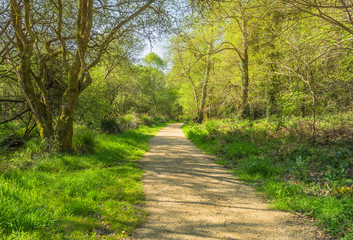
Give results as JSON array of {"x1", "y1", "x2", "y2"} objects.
[{"x1": 0, "y1": 108, "x2": 30, "y2": 125}]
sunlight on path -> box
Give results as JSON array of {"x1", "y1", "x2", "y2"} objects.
[{"x1": 132, "y1": 123, "x2": 317, "y2": 240}]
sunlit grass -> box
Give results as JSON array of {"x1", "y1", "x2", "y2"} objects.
[{"x1": 0, "y1": 123, "x2": 167, "y2": 239}]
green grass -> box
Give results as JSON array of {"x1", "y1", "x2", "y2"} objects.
[
  {"x1": 0, "y1": 123, "x2": 167, "y2": 239},
  {"x1": 183, "y1": 116, "x2": 353, "y2": 239}
]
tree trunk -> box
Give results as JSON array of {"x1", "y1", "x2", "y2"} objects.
[
  {"x1": 55, "y1": 90, "x2": 78, "y2": 152},
  {"x1": 18, "y1": 56, "x2": 55, "y2": 139},
  {"x1": 10, "y1": 0, "x2": 54, "y2": 139},
  {"x1": 54, "y1": 0, "x2": 94, "y2": 152},
  {"x1": 55, "y1": 55, "x2": 81, "y2": 152},
  {"x1": 9, "y1": 0, "x2": 151, "y2": 152},
  {"x1": 307, "y1": 82, "x2": 316, "y2": 141},
  {"x1": 151, "y1": 75, "x2": 158, "y2": 114},
  {"x1": 209, "y1": 86, "x2": 213, "y2": 118},
  {"x1": 311, "y1": 92, "x2": 316, "y2": 141},
  {"x1": 196, "y1": 52, "x2": 212, "y2": 123},
  {"x1": 266, "y1": 62, "x2": 278, "y2": 118},
  {"x1": 240, "y1": 48, "x2": 249, "y2": 117},
  {"x1": 187, "y1": 74, "x2": 199, "y2": 113}
]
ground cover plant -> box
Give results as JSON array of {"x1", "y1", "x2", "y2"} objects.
[
  {"x1": 0, "y1": 123, "x2": 167, "y2": 239},
  {"x1": 183, "y1": 114, "x2": 353, "y2": 239}
]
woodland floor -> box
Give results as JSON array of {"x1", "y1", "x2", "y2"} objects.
[{"x1": 132, "y1": 123, "x2": 320, "y2": 240}]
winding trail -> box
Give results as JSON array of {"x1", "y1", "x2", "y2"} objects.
[{"x1": 133, "y1": 123, "x2": 317, "y2": 240}]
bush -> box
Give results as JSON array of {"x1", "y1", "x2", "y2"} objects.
[
  {"x1": 73, "y1": 127, "x2": 98, "y2": 154},
  {"x1": 118, "y1": 114, "x2": 139, "y2": 131},
  {"x1": 153, "y1": 115, "x2": 169, "y2": 123},
  {"x1": 140, "y1": 115, "x2": 154, "y2": 126},
  {"x1": 100, "y1": 118, "x2": 122, "y2": 134},
  {"x1": 205, "y1": 120, "x2": 219, "y2": 135},
  {"x1": 0, "y1": 134, "x2": 25, "y2": 149},
  {"x1": 0, "y1": 123, "x2": 26, "y2": 150},
  {"x1": 25, "y1": 137, "x2": 44, "y2": 155}
]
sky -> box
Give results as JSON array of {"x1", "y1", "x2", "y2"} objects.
[{"x1": 140, "y1": 38, "x2": 168, "y2": 60}]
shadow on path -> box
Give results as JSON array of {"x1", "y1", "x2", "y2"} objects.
[{"x1": 132, "y1": 123, "x2": 317, "y2": 240}]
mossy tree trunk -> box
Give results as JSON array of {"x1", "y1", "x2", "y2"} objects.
[
  {"x1": 10, "y1": 0, "x2": 54, "y2": 139},
  {"x1": 9, "y1": 0, "x2": 155, "y2": 151},
  {"x1": 55, "y1": 0, "x2": 94, "y2": 151},
  {"x1": 10, "y1": 0, "x2": 93, "y2": 151}
]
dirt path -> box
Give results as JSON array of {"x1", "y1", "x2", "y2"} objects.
[{"x1": 133, "y1": 123, "x2": 318, "y2": 240}]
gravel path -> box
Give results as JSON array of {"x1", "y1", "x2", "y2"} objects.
[{"x1": 132, "y1": 123, "x2": 318, "y2": 240}]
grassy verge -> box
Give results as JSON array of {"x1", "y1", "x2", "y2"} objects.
[
  {"x1": 183, "y1": 115, "x2": 353, "y2": 239},
  {"x1": 0, "y1": 123, "x2": 167, "y2": 239}
]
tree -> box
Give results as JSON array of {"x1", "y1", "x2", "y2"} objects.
[
  {"x1": 1, "y1": 0, "x2": 160, "y2": 151},
  {"x1": 141, "y1": 53, "x2": 166, "y2": 114},
  {"x1": 286, "y1": 0, "x2": 353, "y2": 36},
  {"x1": 138, "y1": 53, "x2": 179, "y2": 117},
  {"x1": 169, "y1": 0, "x2": 353, "y2": 122},
  {"x1": 215, "y1": 0, "x2": 276, "y2": 117},
  {"x1": 168, "y1": 16, "x2": 222, "y2": 123}
]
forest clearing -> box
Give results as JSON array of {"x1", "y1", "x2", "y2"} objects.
[{"x1": 1, "y1": 0, "x2": 353, "y2": 239}]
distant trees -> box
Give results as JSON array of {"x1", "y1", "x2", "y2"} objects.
[
  {"x1": 170, "y1": 0, "x2": 277, "y2": 120},
  {"x1": 169, "y1": 17, "x2": 222, "y2": 123},
  {"x1": 140, "y1": 53, "x2": 166, "y2": 115},
  {"x1": 215, "y1": 0, "x2": 274, "y2": 117},
  {"x1": 75, "y1": 52, "x2": 179, "y2": 128},
  {"x1": 168, "y1": 0, "x2": 353, "y2": 124}
]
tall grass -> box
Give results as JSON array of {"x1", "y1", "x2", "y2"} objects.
[{"x1": 73, "y1": 126, "x2": 98, "y2": 154}]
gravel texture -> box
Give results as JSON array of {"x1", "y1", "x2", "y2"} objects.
[{"x1": 132, "y1": 123, "x2": 318, "y2": 240}]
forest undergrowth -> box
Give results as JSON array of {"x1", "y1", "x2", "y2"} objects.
[
  {"x1": 183, "y1": 113, "x2": 353, "y2": 240},
  {"x1": 0, "y1": 122, "x2": 167, "y2": 239}
]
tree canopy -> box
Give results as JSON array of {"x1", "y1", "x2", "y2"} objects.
[{"x1": 0, "y1": 0, "x2": 353, "y2": 147}]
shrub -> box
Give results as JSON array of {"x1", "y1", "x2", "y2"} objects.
[
  {"x1": 118, "y1": 114, "x2": 139, "y2": 131},
  {"x1": 0, "y1": 123, "x2": 26, "y2": 150},
  {"x1": 100, "y1": 118, "x2": 122, "y2": 134},
  {"x1": 153, "y1": 115, "x2": 169, "y2": 123},
  {"x1": 73, "y1": 126, "x2": 98, "y2": 154},
  {"x1": 25, "y1": 137, "x2": 44, "y2": 155},
  {"x1": 223, "y1": 141, "x2": 260, "y2": 159},
  {"x1": 205, "y1": 120, "x2": 220, "y2": 135},
  {"x1": 0, "y1": 134, "x2": 25, "y2": 149},
  {"x1": 185, "y1": 125, "x2": 208, "y2": 143},
  {"x1": 139, "y1": 115, "x2": 154, "y2": 126}
]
